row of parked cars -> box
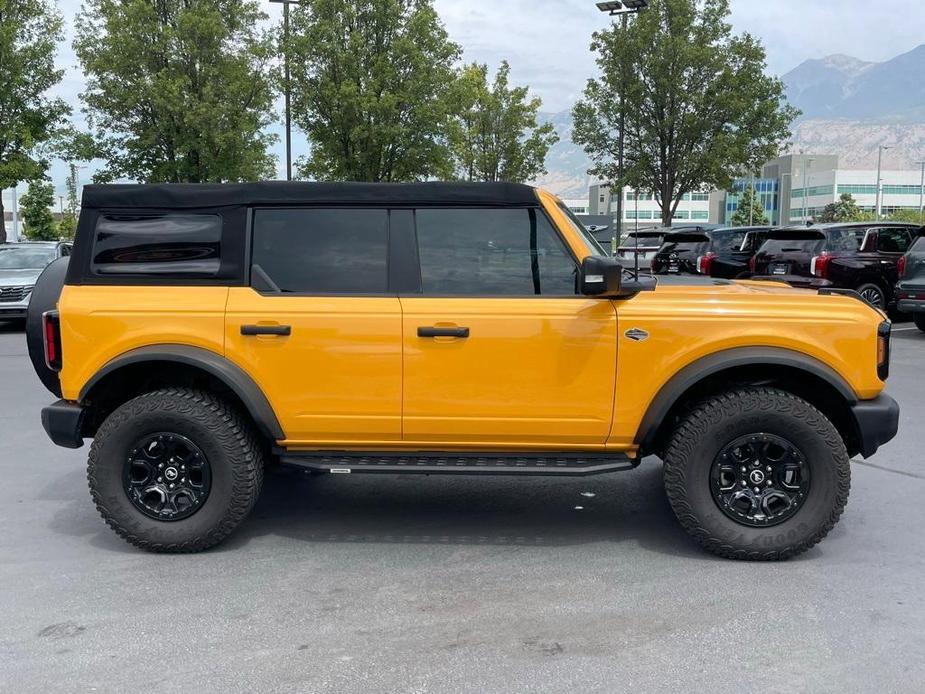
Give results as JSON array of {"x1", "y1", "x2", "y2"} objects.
[{"x1": 615, "y1": 222, "x2": 925, "y2": 330}]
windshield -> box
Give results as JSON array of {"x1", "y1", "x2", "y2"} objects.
[
  {"x1": 620, "y1": 233, "x2": 664, "y2": 248},
  {"x1": 0, "y1": 247, "x2": 55, "y2": 270},
  {"x1": 556, "y1": 202, "x2": 607, "y2": 256},
  {"x1": 710, "y1": 230, "x2": 748, "y2": 253},
  {"x1": 660, "y1": 233, "x2": 709, "y2": 255}
]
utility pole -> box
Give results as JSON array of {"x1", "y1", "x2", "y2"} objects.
[
  {"x1": 875, "y1": 145, "x2": 890, "y2": 220},
  {"x1": 270, "y1": 0, "x2": 303, "y2": 181},
  {"x1": 596, "y1": 1, "x2": 649, "y2": 254}
]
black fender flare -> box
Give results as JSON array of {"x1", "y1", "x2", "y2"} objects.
[
  {"x1": 79, "y1": 344, "x2": 285, "y2": 441},
  {"x1": 635, "y1": 346, "x2": 858, "y2": 451},
  {"x1": 26, "y1": 257, "x2": 70, "y2": 398}
]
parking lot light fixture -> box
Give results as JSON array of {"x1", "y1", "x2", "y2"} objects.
[
  {"x1": 269, "y1": 0, "x2": 304, "y2": 181},
  {"x1": 875, "y1": 145, "x2": 891, "y2": 220},
  {"x1": 596, "y1": 0, "x2": 649, "y2": 252}
]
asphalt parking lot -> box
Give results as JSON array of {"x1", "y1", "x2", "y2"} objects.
[{"x1": 1, "y1": 321, "x2": 924, "y2": 693}]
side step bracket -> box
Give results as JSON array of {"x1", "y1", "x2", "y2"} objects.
[{"x1": 279, "y1": 451, "x2": 638, "y2": 477}]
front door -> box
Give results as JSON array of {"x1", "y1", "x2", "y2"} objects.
[
  {"x1": 400, "y1": 206, "x2": 618, "y2": 449},
  {"x1": 225, "y1": 207, "x2": 402, "y2": 446}
]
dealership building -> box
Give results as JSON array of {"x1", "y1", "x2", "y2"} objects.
[{"x1": 583, "y1": 153, "x2": 925, "y2": 233}]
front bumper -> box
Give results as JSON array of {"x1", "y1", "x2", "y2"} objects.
[
  {"x1": 0, "y1": 304, "x2": 29, "y2": 319},
  {"x1": 41, "y1": 400, "x2": 87, "y2": 449},
  {"x1": 850, "y1": 394, "x2": 899, "y2": 459}
]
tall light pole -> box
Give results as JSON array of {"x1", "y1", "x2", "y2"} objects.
[
  {"x1": 11, "y1": 185, "x2": 18, "y2": 242},
  {"x1": 270, "y1": 0, "x2": 303, "y2": 181},
  {"x1": 915, "y1": 160, "x2": 925, "y2": 218},
  {"x1": 802, "y1": 157, "x2": 814, "y2": 224},
  {"x1": 875, "y1": 145, "x2": 891, "y2": 220},
  {"x1": 780, "y1": 172, "x2": 792, "y2": 226},
  {"x1": 597, "y1": 1, "x2": 649, "y2": 253}
]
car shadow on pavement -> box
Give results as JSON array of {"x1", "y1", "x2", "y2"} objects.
[
  {"x1": 45, "y1": 459, "x2": 715, "y2": 559},
  {"x1": 219, "y1": 460, "x2": 711, "y2": 560}
]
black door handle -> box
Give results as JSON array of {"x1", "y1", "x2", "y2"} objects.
[
  {"x1": 241, "y1": 325, "x2": 292, "y2": 336},
  {"x1": 418, "y1": 326, "x2": 470, "y2": 339}
]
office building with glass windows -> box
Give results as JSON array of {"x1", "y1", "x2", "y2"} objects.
[{"x1": 587, "y1": 183, "x2": 714, "y2": 230}]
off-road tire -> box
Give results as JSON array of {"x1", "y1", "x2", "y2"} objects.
[
  {"x1": 88, "y1": 388, "x2": 264, "y2": 553},
  {"x1": 663, "y1": 387, "x2": 850, "y2": 561},
  {"x1": 914, "y1": 313, "x2": 925, "y2": 333}
]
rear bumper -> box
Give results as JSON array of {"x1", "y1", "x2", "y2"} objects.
[
  {"x1": 850, "y1": 394, "x2": 899, "y2": 459},
  {"x1": 897, "y1": 299, "x2": 925, "y2": 313},
  {"x1": 896, "y1": 287, "x2": 925, "y2": 314},
  {"x1": 41, "y1": 400, "x2": 86, "y2": 449}
]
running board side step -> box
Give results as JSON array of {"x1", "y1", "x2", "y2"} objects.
[{"x1": 279, "y1": 452, "x2": 638, "y2": 477}]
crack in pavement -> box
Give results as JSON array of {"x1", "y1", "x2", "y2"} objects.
[{"x1": 853, "y1": 459, "x2": 925, "y2": 480}]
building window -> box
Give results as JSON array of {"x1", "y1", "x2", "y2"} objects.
[
  {"x1": 673, "y1": 210, "x2": 690, "y2": 220},
  {"x1": 691, "y1": 211, "x2": 709, "y2": 220},
  {"x1": 791, "y1": 185, "x2": 834, "y2": 199},
  {"x1": 690, "y1": 192, "x2": 710, "y2": 201}
]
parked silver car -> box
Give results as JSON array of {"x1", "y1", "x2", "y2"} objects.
[{"x1": 0, "y1": 242, "x2": 71, "y2": 324}]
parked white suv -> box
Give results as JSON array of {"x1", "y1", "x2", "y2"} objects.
[{"x1": 0, "y1": 242, "x2": 71, "y2": 324}]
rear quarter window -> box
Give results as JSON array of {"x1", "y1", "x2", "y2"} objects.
[
  {"x1": 91, "y1": 214, "x2": 222, "y2": 277},
  {"x1": 824, "y1": 228, "x2": 866, "y2": 253}
]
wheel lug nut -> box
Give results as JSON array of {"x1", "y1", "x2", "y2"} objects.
[
  {"x1": 741, "y1": 481, "x2": 747, "y2": 487},
  {"x1": 740, "y1": 466, "x2": 746, "y2": 473},
  {"x1": 766, "y1": 480, "x2": 773, "y2": 486},
  {"x1": 157, "y1": 477, "x2": 163, "y2": 482},
  {"x1": 169, "y1": 483, "x2": 175, "y2": 489},
  {"x1": 753, "y1": 487, "x2": 761, "y2": 493},
  {"x1": 766, "y1": 466, "x2": 772, "y2": 472}
]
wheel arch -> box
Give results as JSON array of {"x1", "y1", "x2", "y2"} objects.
[
  {"x1": 78, "y1": 344, "x2": 284, "y2": 442},
  {"x1": 636, "y1": 347, "x2": 861, "y2": 458}
]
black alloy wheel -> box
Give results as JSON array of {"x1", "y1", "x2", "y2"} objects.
[
  {"x1": 710, "y1": 433, "x2": 810, "y2": 527},
  {"x1": 123, "y1": 433, "x2": 212, "y2": 521}
]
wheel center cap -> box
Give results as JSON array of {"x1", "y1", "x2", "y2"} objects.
[
  {"x1": 748, "y1": 469, "x2": 766, "y2": 485},
  {"x1": 164, "y1": 467, "x2": 179, "y2": 482}
]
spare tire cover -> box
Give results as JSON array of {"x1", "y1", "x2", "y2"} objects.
[{"x1": 26, "y1": 257, "x2": 69, "y2": 397}]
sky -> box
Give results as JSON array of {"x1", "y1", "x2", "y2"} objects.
[{"x1": 6, "y1": 0, "x2": 925, "y2": 208}]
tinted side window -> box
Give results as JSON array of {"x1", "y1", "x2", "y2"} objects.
[
  {"x1": 877, "y1": 228, "x2": 912, "y2": 253},
  {"x1": 251, "y1": 208, "x2": 388, "y2": 294},
  {"x1": 415, "y1": 208, "x2": 577, "y2": 296},
  {"x1": 92, "y1": 215, "x2": 221, "y2": 276}
]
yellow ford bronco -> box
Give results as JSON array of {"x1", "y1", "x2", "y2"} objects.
[{"x1": 28, "y1": 182, "x2": 899, "y2": 559}]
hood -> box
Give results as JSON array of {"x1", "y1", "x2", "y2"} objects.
[{"x1": 0, "y1": 268, "x2": 43, "y2": 287}]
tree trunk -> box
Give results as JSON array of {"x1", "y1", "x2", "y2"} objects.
[{"x1": 0, "y1": 197, "x2": 6, "y2": 244}]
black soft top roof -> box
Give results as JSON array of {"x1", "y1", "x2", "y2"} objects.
[{"x1": 81, "y1": 181, "x2": 540, "y2": 210}]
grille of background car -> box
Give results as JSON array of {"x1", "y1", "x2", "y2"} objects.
[{"x1": 0, "y1": 286, "x2": 32, "y2": 302}]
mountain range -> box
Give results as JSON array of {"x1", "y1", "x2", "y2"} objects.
[{"x1": 533, "y1": 44, "x2": 925, "y2": 199}]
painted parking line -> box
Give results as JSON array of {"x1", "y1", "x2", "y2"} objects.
[{"x1": 892, "y1": 327, "x2": 920, "y2": 332}]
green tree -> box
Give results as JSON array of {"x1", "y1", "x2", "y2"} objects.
[
  {"x1": 56, "y1": 163, "x2": 80, "y2": 240},
  {"x1": 449, "y1": 61, "x2": 559, "y2": 183},
  {"x1": 573, "y1": 0, "x2": 798, "y2": 226},
  {"x1": 0, "y1": 0, "x2": 70, "y2": 242},
  {"x1": 20, "y1": 177, "x2": 57, "y2": 240},
  {"x1": 288, "y1": 0, "x2": 460, "y2": 181},
  {"x1": 819, "y1": 193, "x2": 864, "y2": 223},
  {"x1": 730, "y1": 184, "x2": 768, "y2": 226},
  {"x1": 74, "y1": 0, "x2": 277, "y2": 183},
  {"x1": 885, "y1": 208, "x2": 925, "y2": 225}
]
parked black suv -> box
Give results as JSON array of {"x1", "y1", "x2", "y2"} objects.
[
  {"x1": 651, "y1": 226, "x2": 773, "y2": 278},
  {"x1": 751, "y1": 222, "x2": 922, "y2": 309},
  {"x1": 896, "y1": 234, "x2": 925, "y2": 332}
]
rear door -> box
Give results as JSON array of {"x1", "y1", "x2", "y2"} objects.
[
  {"x1": 225, "y1": 207, "x2": 402, "y2": 446},
  {"x1": 399, "y1": 206, "x2": 618, "y2": 448}
]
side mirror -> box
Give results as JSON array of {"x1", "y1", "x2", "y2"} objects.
[{"x1": 580, "y1": 256, "x2": 624, "y2": 297}]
